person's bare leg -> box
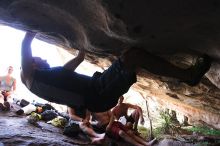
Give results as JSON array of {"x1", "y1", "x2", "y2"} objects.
[
  {"x1": 79, "y1": 122, "x2": 104, "y2": 138},
  {"x1": 90, "y1": 136, "x2": 105, "y2": 145},
  {"x1": 128, "y1": 131, "x2": 156, "y2": 146},
  {"x1": 147, "y1": 138, "x2": 157, "y2": 146},
  {"x1": 0, "y1": 95, "x2": 4, "y2": 104},
  {"x1": 119, "y1": 130, "x2": 143, "y2": 146},
  {"x1": 120, "y1": 48, "x2": 211, "y2": 85},
  {"x1": 132, "y1": 111, "x2": 140, "y2": 132},
  {"x1": 79, "y1": 122, "x2": 105, "y2": 144}
]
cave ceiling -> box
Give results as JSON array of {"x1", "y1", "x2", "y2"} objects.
[{"x1": 0, "y1": 0, "x2": 220, "y2": 128}]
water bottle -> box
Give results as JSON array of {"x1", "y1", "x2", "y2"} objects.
[
  {"x1": 119, "y1": 116, "x2": 127, "y2": 125},
  {"x1": 22, "y1": 104, "x2": 37, "y2": 114}
]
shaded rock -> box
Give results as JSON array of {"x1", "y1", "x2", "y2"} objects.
[
  {"x1": 0, "y1": 105, "x2": 91, "y2": 146},
  {"x1": 157, "y1": 138, "x2": 193, "y2": 146}
]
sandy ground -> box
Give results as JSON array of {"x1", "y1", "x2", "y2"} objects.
[
  {"x1": 0, "y1": 104, "x2": 94, "y2": 146},
  {"x1": 0, "y1": 103, "x2": 134, "y2": 146}
]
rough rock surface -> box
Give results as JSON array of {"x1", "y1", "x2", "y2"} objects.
[
  {"x1": 1, "y1": 105, "x2": 218, "y2": 146},
  {"x1": 0, "y1": 0, "x2": 219, "y2": 130},
  {"x1": 0, "y1": 104, "x2": 133, "y2": 146},
  {"x1": 0, "y1": 105, "x2": 92, "y2": 146}
]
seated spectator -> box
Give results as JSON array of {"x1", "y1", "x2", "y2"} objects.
[
  {"x1": 112, "y1": 96, "x2": 145, "y2": 132},
  {"x1": 67, "y1": 107, "x2": 105, "y2": 144},
  {"x1": 0, "y1": 66, "x2": 16, "y2": 111},
  {"x1": 106, "y1": 110, "x2": 156, "y2": 146}
]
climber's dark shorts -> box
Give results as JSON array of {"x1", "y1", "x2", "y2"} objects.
[
  {"x1": 126, "y1": 115, "x2": 135, "y2": 124},
  {"x1": 86, "y1": 59, "x2": 137, "y2": 112}
]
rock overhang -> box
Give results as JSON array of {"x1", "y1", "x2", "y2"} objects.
[{"x1": 0, "y1": 0, "x2": 220, "y2": 129}]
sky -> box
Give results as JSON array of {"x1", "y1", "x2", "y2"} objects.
[
  {"x1": 0, "y1": 25, "x2": 103, "y2": 105},
  {"x1": 0, "y1": 25, "x2": 64, "y2": 103},
  {"x1": 0, "y1": 25, "x2": 62, "y2": 73}
]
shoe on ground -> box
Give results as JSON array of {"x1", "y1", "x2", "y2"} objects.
[
  {"x1": 4, "y1": 101, "x2": 10, "y2": 111},
  {"x1": 16, "y1": 109, "x2": 24, "y2": 115},
  {"x1": 0, "y1": 103, "x2": 5, "y2": 111}
]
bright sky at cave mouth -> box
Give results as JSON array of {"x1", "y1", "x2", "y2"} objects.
[
  {"x1": 0, "y1": 25, "x2": 103, "y2": 75},
  {"x1": 0, "y1": 25, "x2": 61, "y2": 72},
  {"x1": 0, "y1": 25, "x2": 104, "y2": 104},
  {"x1": 0, "y1": 25, "x2": 66, "y2": 104}
]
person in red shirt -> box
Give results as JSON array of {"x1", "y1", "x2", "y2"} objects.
[{"x1": 106, "y1": 107, "x2": 156, "y2": 146}]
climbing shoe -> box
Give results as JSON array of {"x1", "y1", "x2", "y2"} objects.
[
  {"x1": 186, "y1": 54, "x2": 212, "y2": 86},
  {"x1": 16, "y1": 109, "x2": 24, "y2": 115},
  {"x1": 4, "y1": 101, "x2": 10, "y2": 111}
]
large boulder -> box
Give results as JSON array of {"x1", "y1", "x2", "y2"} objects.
[{"x1": 0, "y1": 0, "x2": 219, "y2": 129}]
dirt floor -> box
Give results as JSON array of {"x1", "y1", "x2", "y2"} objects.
[
  {"x1": 0, "y1": 103, "x2": 135, "y2": 146},
  {"x1": 0, "y1": 103, "x2": 219, "y2": 146},
  {"x1": 0, "y1": 104, "x2": 90, "y2": 146}
]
